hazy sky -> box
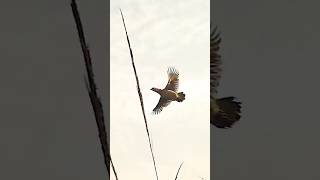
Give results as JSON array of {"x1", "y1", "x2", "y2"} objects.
[{"x1": 110, "y1": 0, "x2": 210, "y2": 179}]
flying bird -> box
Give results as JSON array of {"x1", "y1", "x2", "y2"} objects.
[
  {"x1": 211, "y1": 26, "x2": 242, "y2": 128},
  {"x1": 151, "y1": 67, "x2": 185, "y2": 114}
]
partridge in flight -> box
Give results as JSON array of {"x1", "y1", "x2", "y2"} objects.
[
  {"x1": 211, "y1": 26, "x2": 242, "y2": 128},
  {"x1": 151, "y1": 67, "x2": 185, "y2": 114}
]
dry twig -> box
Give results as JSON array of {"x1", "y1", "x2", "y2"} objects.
[{"x1": 174, "y1": 162, "x2": 184, "y2": 180}]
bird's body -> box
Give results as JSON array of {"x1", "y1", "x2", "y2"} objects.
[
  {"x1": 151, "y1": 67, "x2": 185, "y2": 114},
  {"x1": 152, "y1": 88, "x2": 178, "y2": 100},
  {"x1": 161, "y1": 90, "x2": 179, "y2": 100},
  {"x1": 211, "y1": 26, "x2": 242, "y2": 128}
]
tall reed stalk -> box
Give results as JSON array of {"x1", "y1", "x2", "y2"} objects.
[{"x1": 70, "y1": 0, "x2": 118, "y2": 179}]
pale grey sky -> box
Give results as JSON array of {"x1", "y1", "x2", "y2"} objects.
[{"x1": 110, "y1": 0, "x2": 210, "y2": 179}]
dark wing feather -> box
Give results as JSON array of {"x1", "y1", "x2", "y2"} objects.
[
  {"x1": 211, "y1": 97, "x2": 241, "y2": 128},
  {"x1": 164, "y1": 67, "x2": 179, "y2": 92},
  {"x1": 211, "y1": 26, "x2": 222, "y2": 96},
  {"x1": 152, "y1": 97, "x2": 172, "y2": 114}
]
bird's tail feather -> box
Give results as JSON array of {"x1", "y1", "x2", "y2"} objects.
[
  {"x1": 211, "y1": 97, "x2": 241, "y2": 128},
  {"x1": 177, "y1": 92, "x2": 185, "y2": 102}
]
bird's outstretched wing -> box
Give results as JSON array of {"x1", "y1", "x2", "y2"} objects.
[
  {"x1": 211, "y1": 26, "x2": 222, "y2": 96},
  {"x1": 164, "y1": 67, "x2": 179, "y2": 92},
  {"x1": 152, "y1": 98, "x2": 172, "y2": 114}
]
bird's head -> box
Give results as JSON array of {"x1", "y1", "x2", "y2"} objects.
[{"x1": 151, "y1": 87, "x2": 161, "y2": 93}]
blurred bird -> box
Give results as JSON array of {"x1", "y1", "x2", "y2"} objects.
[
  {"x1": 151, "y1": 67, "x2": 185, "y2": 114},
  {"x1": 211, "y1": 26, "x2": 242, "y2": 128}
]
